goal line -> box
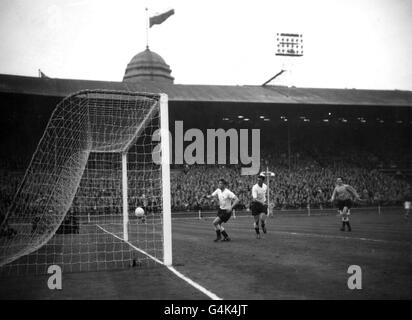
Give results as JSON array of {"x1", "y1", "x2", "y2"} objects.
[{"x1": 96, "y1": 224, "x2": 222, "y2": 300}]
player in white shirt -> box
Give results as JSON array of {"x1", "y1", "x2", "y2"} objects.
[
  {"x1": 404, "y1": 192, "x2": 411, "y2": 219},
  {"x1": 205, "y1": 179, "x2": 239, "y2": 242},
  {"x1": 250, "y1": 175, "x2": 268, "y2": 239}
]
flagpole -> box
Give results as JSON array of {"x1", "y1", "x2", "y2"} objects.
[{"x1": 145, "y1": 7, "x2": 149, "y2": 49}]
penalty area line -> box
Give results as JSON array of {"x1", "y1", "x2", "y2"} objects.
[
  {"x1": 268, "y1": 230, "x2": 408, "y2": 245},
  {"x1": 95, "y1": 224, "x2": 222, "y2": 301},
  {"x1": 280, "y1": 231, "x2": 392, "y2": 243},
  {"x1": 213, "y1": 224, "x2": 406, "y2": 245},
  {"x1": 239, "y1": 226, "x2": 405, "y2": 245}
]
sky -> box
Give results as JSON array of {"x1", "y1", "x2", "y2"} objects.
[{"x1": 0, "y1": 0, "x2": 412, "y2": 90}]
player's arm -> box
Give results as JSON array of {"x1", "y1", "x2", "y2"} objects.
[
  {"x1": 347, "y1": 185, "x2": 361, "y2": 201},
  {"x1": 205, "y1": 189, "x2": 218, "y2": 200},
  {"x1": 330, "y1": 187, "x2": 337, "y2": 202},
  {"x1": 229, "y1": 195, "x2": 240, "y2": 212}
]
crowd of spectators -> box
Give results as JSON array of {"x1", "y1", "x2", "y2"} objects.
[
  {"x1": 1, "y1": 146, "x2": 411, "y2": 220},
  {"x1": 170, "y1": 148, "x2": 411, "y2": 211},
  {"x1": 0, "y1": 164, "x2": 163, "y2": 224}
]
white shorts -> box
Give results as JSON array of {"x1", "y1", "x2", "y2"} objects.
[{"x1": 405, "y1": 201, "x2": 411, "y2": 209}]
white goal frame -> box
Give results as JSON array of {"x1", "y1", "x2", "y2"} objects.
[
  {"x1": 160, "y1": 94, "x2": 172, "y2": 266},
  {"x1": 120, "y1": 93, "x2": 171, "y2": 266},
  {"x1": 0, "y1": 90, "x2": 173, "y2": 273}
]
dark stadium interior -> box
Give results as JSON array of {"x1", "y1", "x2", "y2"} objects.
[{"x1": 2, "y1": 92, "x2": 410, "y2": 169}]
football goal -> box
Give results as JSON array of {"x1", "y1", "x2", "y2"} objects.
[{"x1": 0, "y1": 90, "x2": 172, "y2": 275}]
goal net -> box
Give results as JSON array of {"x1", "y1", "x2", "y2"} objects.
[{"x1": 0, "y1": 90, "x2": 172, "y2": 275}]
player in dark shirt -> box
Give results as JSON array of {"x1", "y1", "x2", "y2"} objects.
[{"x1": 330, "y1": 178, "x2": 361, "y2": 231}]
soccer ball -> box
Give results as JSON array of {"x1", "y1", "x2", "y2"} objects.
[{"x1": 135, "y1": 207, "x2": 145, "y2": 218}]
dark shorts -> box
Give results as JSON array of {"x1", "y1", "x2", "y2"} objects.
[
  {"x1": 336, "y1": 199, "x2": 353, "y2": 211},
  {"x1": 251, "y1": 201, "x2": 268, "y2": 216},
  {"x1": 217, "y1": 208, "x2": 232, "y2": 223}
]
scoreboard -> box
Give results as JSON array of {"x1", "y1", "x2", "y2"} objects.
[{"x1": 276, "y1": 33, "x2": 303, "y2": 57}]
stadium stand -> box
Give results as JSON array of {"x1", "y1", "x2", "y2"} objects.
[{"x1": 1, "y1": 144, "x2": 411, "y2": 218}]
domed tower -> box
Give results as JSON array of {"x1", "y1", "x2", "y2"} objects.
[{"x1": 123, "y1": 46, "x2": 174, "y2": 83}]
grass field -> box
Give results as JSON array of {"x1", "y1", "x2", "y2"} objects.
[{"x1": 0, "y1": 207, "x2": 411, "y2": 300}]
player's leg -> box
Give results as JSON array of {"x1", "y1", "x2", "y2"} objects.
[
  {"x1": 341, "y1": 207, "x2": 349, "y2": 231},
  {"x1": 337, "y1": 201, "x2": 345, "y2": 231},
  {"x1": 212, "y1": 216, "x2": 222, "y2": 241},
  {"x1": 253, "y1": 214, "x2": 261, "y2": 239},
  {"x1": 251, "y1": 202, "x2": 261, "y2": 238},
  {"x1": 259, "y1": 205, "x2": 268, "y2": 233},
  {"x1": 220, "y1": 224, "x2": 231, "y2": 241},
  {"x1": 340, "y1": 215, "x2": 345, "y2": 231},
  {"x1": 345, "y1": 207, "x2": 352, "y2": 231},
  {"x1": 260, "y1": 213, "x2": 267, "y2": 234},
  {"x1": 346, "y1": 218, "x2": 351, "y2": 231},
  {"x1": 220, "y1": 210, "x2": 232, "y2": 241},
  {"x1": 342, "y1": 206, "x2": 347, "y2": 231}
]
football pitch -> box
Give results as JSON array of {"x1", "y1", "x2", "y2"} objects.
[{"x1": 1, "y1": 207, "x2": 411, "y2": 300}]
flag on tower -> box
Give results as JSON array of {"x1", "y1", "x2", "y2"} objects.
[
  {"x1": 149, "y1": 9, "x2": 174, "y2": 27},
  {"x1": 38, "y1": 69, "x2": 50, "y2": 78}
]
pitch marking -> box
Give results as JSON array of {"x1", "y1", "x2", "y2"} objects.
[{"x1": 96, "y1": 224, "x2": 222, "y2": 300}]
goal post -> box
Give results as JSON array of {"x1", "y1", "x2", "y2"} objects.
[
  {"x1": 160, "y1": 93, "x2": 172, "y2": 266},
  {"x1": 0, "y1": 89, "x2": 172, "y2": 275},
  {"x1": 122, "y1": 152, "x2": 129, "y2": 242}
]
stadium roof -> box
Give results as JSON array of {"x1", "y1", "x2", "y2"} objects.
[{"x1": 1, "y1": 73, "x2": 412, "y2": 106}]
